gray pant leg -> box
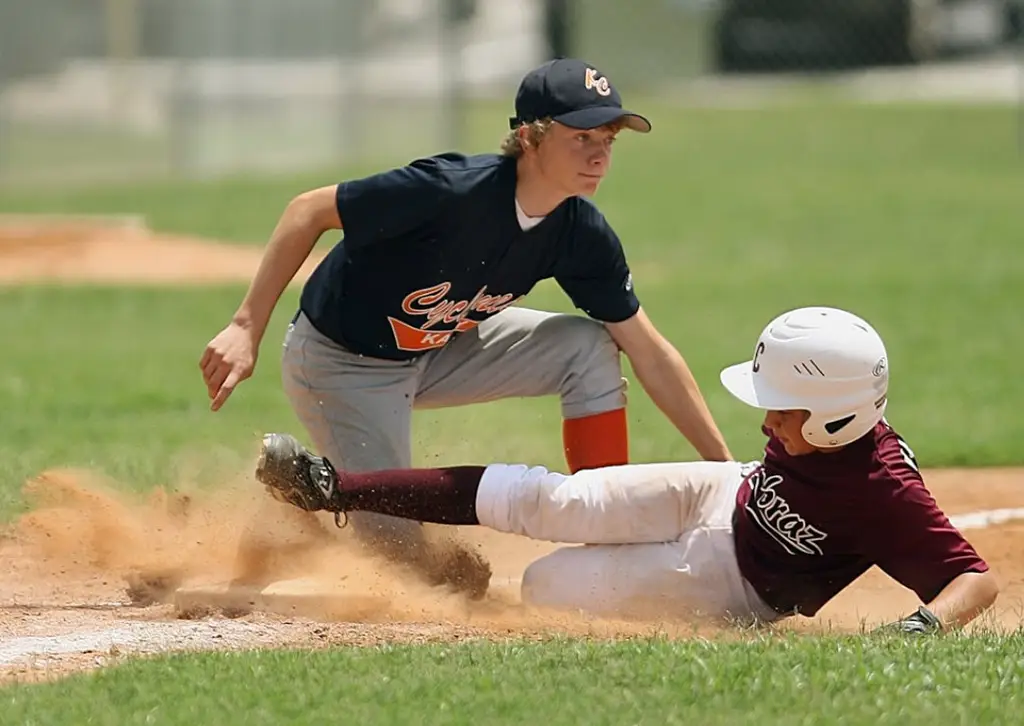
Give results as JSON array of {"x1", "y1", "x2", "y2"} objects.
[
  {"x1": 415, "y1": 307, "x2": 626, "y2": 419},
  {"x1": 280, "y1": 313, "x2": 426, "y2": 554}
]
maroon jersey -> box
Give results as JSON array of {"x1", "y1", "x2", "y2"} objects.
[{"x1": 732, "y1": 420, "x2": 988, "y2": 617}]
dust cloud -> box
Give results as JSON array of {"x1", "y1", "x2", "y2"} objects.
[
  {"x1": 8, "y1": 466, "x2": 724, "y2": 640},
  {"x1": 12, "y1": 463, "x2": 1023, "y2": 640}
]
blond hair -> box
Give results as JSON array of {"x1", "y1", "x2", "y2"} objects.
[
  {"x1": 500, "y1": 118, "x2": 554, "y2": 158},
  {"x1": 500, "y1": 117, "x2": 630, "y2": 158}
]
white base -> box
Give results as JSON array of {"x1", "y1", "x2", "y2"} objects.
[
  {"x1": 172, "y1": 576, "x2": 523, "y2": 620},
  {"x1": 172, "y1": 577, "x2": 390, "y2": 620}
]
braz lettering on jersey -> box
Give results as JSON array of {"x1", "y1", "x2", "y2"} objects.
[
  {"x1": 745, "y1": 466, "x2": 828, "y2": 556},
  {"x1": 387, "y1": 282, "x2": 522, "y2": 352}
]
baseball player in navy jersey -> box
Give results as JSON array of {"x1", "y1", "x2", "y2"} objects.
[
  {"x1": 254, "y1": 306, "x2": 1000, "y2": 632},
  {"x1": 200, "y1": 58, "x2": 732, "y2": 589}
]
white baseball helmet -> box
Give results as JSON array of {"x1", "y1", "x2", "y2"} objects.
[{"x1": 720, "y1": 306, "x2": 890, "y2": 448}]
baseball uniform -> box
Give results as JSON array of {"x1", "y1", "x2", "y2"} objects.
[
  {"x1": 485, "y1": 420, "x2": 988, "y2": 621},
  {"x1": 732, "y1": 421, "x2": 987, "y2": 617},
  {"x1": 281, "y1": 60, "x2": 652, "y2": 558}
]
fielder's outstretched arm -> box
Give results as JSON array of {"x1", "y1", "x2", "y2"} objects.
[
  {"x1": 232, "y1": 185, "x2": 341, "y2": 345},
  {"x1": 605, "y1": 309, "x2": 733, "y2": 461},
  {"x1": 201, "y1": 185, "x2": 341, "y2": 410}
]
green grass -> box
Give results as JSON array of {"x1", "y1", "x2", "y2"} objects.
[
  {"x1": 0, "y1": 97, "x2": 1022, "y2": 726},
  {"x1": 0, "y1": 122, "x2": 171, "y2": 183},
  {"x1": 0, "y1": 286, "x2": 299, "y2": 517},
  {"x1": 0, "y1": 101, "x2": 1020, "y2": 509},
  {"x1": 3, "y1": 633, "x2": 1024, "y2": 725}
]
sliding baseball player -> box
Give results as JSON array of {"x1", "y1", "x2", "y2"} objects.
[{"x1": 254, "y1": 306, "x2": 999, "y2": 632}]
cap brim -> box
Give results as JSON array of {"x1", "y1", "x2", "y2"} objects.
[
  {"x1": 553, "y1": 106, "x2": 652, "y2": 133},
  {"x1": 720, "y1": 362, "x2": 795, "y2": 411}
]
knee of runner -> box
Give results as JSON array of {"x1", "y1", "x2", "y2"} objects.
[
  {"x1": 520, "y1": 555, "x2": 559, "y2": 607},
  {"x1": 520, "y1": 549, "x2": 599, "y2": 611}
]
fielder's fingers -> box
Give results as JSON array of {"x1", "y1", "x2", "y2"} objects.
[
  {"x1": 202, "y1": 354, "x2": 226, "y2": 385},
  {"x1": 199, "y1": 345, "x2": 214, "y2": 370},
  {"x1": 206, "y1": 363, "x2": 232, "y2": 399},
  {"x1": 210, "y1": 369, "x2": 242, "y2": 411},
  {"x1": 210, "y1": 386, "x2": 233, "y2": 411}
]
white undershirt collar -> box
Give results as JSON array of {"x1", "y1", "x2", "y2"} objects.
[{"x1": 515, "y1": 197, "x2": 546, "y2": 231}]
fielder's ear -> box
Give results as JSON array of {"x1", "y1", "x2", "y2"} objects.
[{"x1": 517, "y1": 124, "x2": 532, "y2": 148}]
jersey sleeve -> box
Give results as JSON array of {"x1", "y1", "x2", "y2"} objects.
[
  {"x1": 867, "y1": 441, "x2": 989, "y2": 604},
  {"x1": 335, "y1": 156, "x2": 451, "y2": 250},
  {"x1": 554, "y1": 204, "x2": 640, "y2": 323}
]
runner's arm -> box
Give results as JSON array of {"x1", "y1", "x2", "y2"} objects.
[
  {"x1": 870, "y1": 460, "x2": 997, "y2": 631},
  {"x1": 924, "y1": 569, "x2": 999, "y2": 629}
]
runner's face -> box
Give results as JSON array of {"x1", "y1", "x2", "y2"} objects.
[
  {"x1": 763, "y1": 410, "x2": 818, "y2": 456},
  {"x1": 535, "y1": 122, "x2": 618, "y2": 197}
]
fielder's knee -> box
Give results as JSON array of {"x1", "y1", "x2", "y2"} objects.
[{"x1": 536, "y1": 315, "x2": 624, "y2": 417}]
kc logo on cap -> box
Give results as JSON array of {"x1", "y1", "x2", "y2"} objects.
[
  {"x1": 509, "y1": 58, "x2": 652, "y2": 133},
  {"x1": 584, "y1": 68, "x2": 612, "y2": 97}
]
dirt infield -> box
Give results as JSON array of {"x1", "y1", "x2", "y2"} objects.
[
  {"x1": 1, "y1": 218, "x2": 1022, "y2": 683},
  {"x1": 0, "y1": 214, "x2": 326, "y2": 286}
]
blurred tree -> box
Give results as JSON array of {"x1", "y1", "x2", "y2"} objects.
[
  {"x1": 0, "y1": 0, "x2": 105, "y2": 82},
  {"x1": 444, "y1": 0, "x2": 478, "y2": 24},
  {"x1": 544, "y1": 0, "x2": 573, "y2": 58}
]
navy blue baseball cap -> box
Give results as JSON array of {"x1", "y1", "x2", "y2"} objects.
[{"x1": 509, "y1": 58, "x2": 652, "y2": 133}]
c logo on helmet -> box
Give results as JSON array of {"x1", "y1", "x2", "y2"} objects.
[{"x1": 752, "y1": 341, "x2": 766, "y2": 373}]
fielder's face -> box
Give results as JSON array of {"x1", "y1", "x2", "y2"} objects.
[
  {"x1": 763, "y1": 409, "x2": 819, "y2": 456},
  {"x1": 536, "y1": 122, "x2": 618, "y2": 197}
]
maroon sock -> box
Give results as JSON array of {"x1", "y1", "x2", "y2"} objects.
[{"x1": 337, "y1": 466, "x2": 487, "y2": 525}]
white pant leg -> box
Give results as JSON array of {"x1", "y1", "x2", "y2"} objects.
[
  {"x1": 475, "y1": 461, "x2": 744, "y2": 544},
  {"x1": 475, "y1": 460, "x2": 780, "y2": 624}
]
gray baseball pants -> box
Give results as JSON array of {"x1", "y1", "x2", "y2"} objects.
[{"x1": 279, "y1": 306, "x2": 627, "y2": 556}]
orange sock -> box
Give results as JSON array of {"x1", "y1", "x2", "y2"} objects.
[{"x1": 562, "y1": 408, "x2": 629, "y2": 473}]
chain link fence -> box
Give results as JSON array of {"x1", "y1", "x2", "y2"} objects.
[
  {"x1": 1, "y1": 0, "x2": 1020, "y2": 184},
  {"x1": 0, "y1": 0, "x2": 545, "y2": 184}
]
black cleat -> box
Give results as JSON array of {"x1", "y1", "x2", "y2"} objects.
[{"x1": 255, "y1": 433, "x2": 347, "y2": 527}]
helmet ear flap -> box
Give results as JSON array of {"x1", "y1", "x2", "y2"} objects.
[
  {"x1": 801, "y1": 395, "x2": 888, "y2": 448},
  {"x1": 824, "y1": 414, "x2": 856, "y2": 435},
  {"x1": 801, "y1": 413, "x2": 839, "y2": 448},
  {"x1": 801, "y1": 412, "x2": 855, "y2": 448}
]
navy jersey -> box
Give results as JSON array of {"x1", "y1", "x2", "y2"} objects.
[
  {"x1": 298, "y1": 152, "x2": 639, "y2": 360},
  {"x1": 733, "y1": 421, "x2": 988, "y2": 617}
]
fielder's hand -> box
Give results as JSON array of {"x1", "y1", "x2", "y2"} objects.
[
  {"x1": 877, "y1": 605, "x2": 943, "y2": 635},
  {"x1": 200, "y1": 321, "x2": 258, "y2": 411}
]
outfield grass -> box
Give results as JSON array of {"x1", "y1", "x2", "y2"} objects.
[
  {"x1": 3, "y1": 633, "x2": 1023, "y2": 726},
  {"x1": 0, "y1": 98, "x2": 1020, "y2": 722},
  {"x1": 0, "y1": 101, "x2": 1021, "y2": 509},
  {"x1": 0, "y1": 286, "x2": 300, "y2": 517}
]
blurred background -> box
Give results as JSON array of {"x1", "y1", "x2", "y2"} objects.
[
  {"x1": 1, "y1": 0, "x2": 1021, "y2": 184},
  {"x1": 0, "y1": 0, "x2": 1021, "y2": 483}
]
